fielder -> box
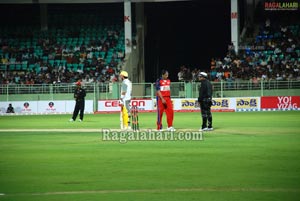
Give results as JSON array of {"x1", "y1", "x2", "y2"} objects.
[
  {"x1": 70, "y1": 81, "x2": 86, "y2": 122},
  {"x1": 119, "y1": 71, "x2": 132, "y2": 129}
]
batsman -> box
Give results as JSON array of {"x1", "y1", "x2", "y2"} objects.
[{"x1": 119, "y1": 71, "x2": 132, "y2": 129}]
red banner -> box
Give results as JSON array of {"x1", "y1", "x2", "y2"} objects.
[{"x1": 261, "y1": 96, "x2": 300, "y2": 110}]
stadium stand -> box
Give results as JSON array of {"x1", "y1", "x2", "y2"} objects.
[
  {"x1": 209, "y1": 10, "x2": 300, "y2": 83},
  {"x1": 0, "y1": 4, "x2": 125, "y2": 85},
  {"x1": 177, "y1": 8, "x2": 300, "y2": 84}
]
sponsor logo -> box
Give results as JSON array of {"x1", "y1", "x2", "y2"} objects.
[
  {"x1": 212, "y1": 99, "x2": 229, "y2": 108},
  {"x1": 104, "y1": 100, "x2": 146, "y2": 107},
  {"x1": 47, "y1": 102, "x2": 56, "y2": 111},
  {"x1": 22, "y1": 102, "x2": 31, "y2": 112},
  {"x1": 236, "y1": 98, "x2": 258, "y2": 108},
  {"x1": 277, "y1": 96, "x2": 298, "y2": 109},
  {"x1": 181, "y1": 100, "x2": 198, "y2": 109}
]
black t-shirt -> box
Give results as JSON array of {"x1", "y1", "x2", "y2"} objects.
[{"x1": 74, "y1": 87, "x2": 86, "y2": 102}]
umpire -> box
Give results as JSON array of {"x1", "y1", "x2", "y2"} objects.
[
  {"x1": 70, "y1": 81, "x2": 86, "y2": 122},
  {"x1": 198, "y1": 72, "x2": 213, "y2": 131}
]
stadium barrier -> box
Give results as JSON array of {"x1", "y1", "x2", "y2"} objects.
[
  {"x1": 0, "y1": 100, "x2": 94, "y2": 114},
  {"x1": 96, "y1": 96, "x2": 299, "y2": 113},
  {"x1": 1, "y1": 96, "x2": 299, "y2": 115},
  {"x1": 0, "y1": 80, "x2": 300, "y2": 114}
]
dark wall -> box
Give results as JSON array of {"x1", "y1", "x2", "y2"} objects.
[{"x1": 144, "y1": 0, "x2": 231, "y2": 82}]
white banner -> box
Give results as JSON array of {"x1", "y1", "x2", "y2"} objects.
[
  {"x1": 0, "y1": 101, "x2": 38, "y2": 114},
  {"x1": 172, "y1": 98, "x2": 236, "y2": 111},
  {"x1": 173, "y1": 99, "x2": 199, "y2": 110},
  {"x1": 0, "y1": 100, "x2": 93, "y2": 114},
  {"x1": 98, "y1": 99, "x2": 153, "y2": 112},
  {"x1": 38, "y1": 101, "x2": 66, "y2": 113},
  {"x1": 235, "y1": 97, "x2": 261, "y2": 111}
]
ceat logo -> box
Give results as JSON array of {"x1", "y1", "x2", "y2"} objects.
[{"x1": 105, "y1": 100, "x2": 119, "y2": 107}]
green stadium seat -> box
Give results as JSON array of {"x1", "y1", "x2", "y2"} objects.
[
  {"x1": 94, "y1": 52, "x2": 100, "y2": 57},
  {"x1": 48, "y1": 60, "x2": 54, "y2": 66},
  {"x1": 15, "y1": 64, "x2": 21, "y2": 70},
  {"x1": 0, "y1": 64, "x2": 6, "y2": 71},
  {"x1": 28, "y1": 64, "x2": 35, "y2": 71},
  {"x1": 78, "y1": 63, "x2": 84, "y2": 71},
  {"x1": 9, "y1": 64, "x2": 15, "y2": 70},
  {"x1": 21, "y1": 64, "x2": 28, "y2": 71},
  {"x1": 61, "y1": 60, "x2": 67, "y2": 66},
  {"x1": 73, "y1": 64, "x2": 78, "y2": 71},
  {"x1": 54, "y1": 60, "x2": 61, "y2": 66},
  {"x1": 42, "y1": 56, "x2": 48, "y2": 62},
  {"x1": 67, "y1": 63, "x2": 73, "y2": 71},
  {"x1": 22, "y1": 60, "x2": 28, "y2": 65},
  {"x1": 100, "y1": 52, "x2": 106, "y2": 58},
  {"x1": 9, "y1": 58, "x2": 16, "y2": 63},
  {"x1": 87, "y1": 59, "x2": 92, "y2": 64}
]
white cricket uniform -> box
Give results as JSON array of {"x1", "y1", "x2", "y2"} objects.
[
  {"x1": 121, "y1": 78, "x2": 132, "y2": 101},
  {"x1": 121, "y1": 78, "x2": 132, "y2": 116}
]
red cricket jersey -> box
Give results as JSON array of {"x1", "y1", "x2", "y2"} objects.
[{"x1": 155, "y1": 78, "x2": 171, "y2": 97}]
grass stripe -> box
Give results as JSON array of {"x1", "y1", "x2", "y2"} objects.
[{"x1": 3, "y1": 187, "x2": 300, "y2": 197}]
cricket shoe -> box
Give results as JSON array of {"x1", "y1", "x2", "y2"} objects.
[
  {"x1": 122, "y1": 127, "x2": 132, "y2": 131},
  {"x1": 69, "y1": 118, "x2": 74, "y2": 122},
  {"x1": 167, "y1": 127, "x2": 176, "y2": 132},
  {"x1": 78, "y1": 119, "x2": 82, "y2": 122},
  {"x1": 202, "y1": 127, "x2": 213, "y2": 131}
]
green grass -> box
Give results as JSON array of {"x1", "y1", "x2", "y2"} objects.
[{"x1": 0, "y1": 112, "x2": 300, "y2": 201}]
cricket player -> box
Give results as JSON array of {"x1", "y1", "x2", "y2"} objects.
[
  {"x1": 155, "y1": 70, "x2": 176, "y2": 131},
  {"x1": 119, "y1": 71, "x2": 132, "y2": 129},
  {"x1": 70, "y1": 81, "x2": 86, "y2": 122}
]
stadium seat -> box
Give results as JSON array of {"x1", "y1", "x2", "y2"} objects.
[
  {"x1": 48, "y1": 60, "x2": 54, "y2": 66},
  {"x1": 9, "y1": 64, "x2": 15, "y2": 71},
  {"x1": 67, "y1": 63, "x2": 73, "y2": 70},
  {"x1": 0, "y1": 64, "x2": 6, "y2": 71},
  {"x1": 15, "y1": 64, "x2": 22, "y2": 71},
  {"x1": 78, "y1": 63, "x2": 84, "y2": 71},
  {"x1": 21, "y1": 64, "x2": 28, "y2": 71},
  {"x1": 28, "y1": 64, "x2": 35, "y2": 71},
  {"x1": 73, "y1": 66, "x2": 79, "y2": 72}
]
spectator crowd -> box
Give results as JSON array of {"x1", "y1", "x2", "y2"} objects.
[
  {"x1": 178, "y1": 19, "x2": 300, "y2": 83},
  {"x1": 1, "y1": 6, "x2": 300, "y2": 85}
]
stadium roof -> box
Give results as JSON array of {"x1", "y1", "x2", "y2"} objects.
[{"x1": 0, "y1": 0, "x2": 189, "y2": 3}]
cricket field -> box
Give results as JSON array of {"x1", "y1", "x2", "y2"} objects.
[{"x1": 0, "y1": 111, "x2": 299, "y2": 201}]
